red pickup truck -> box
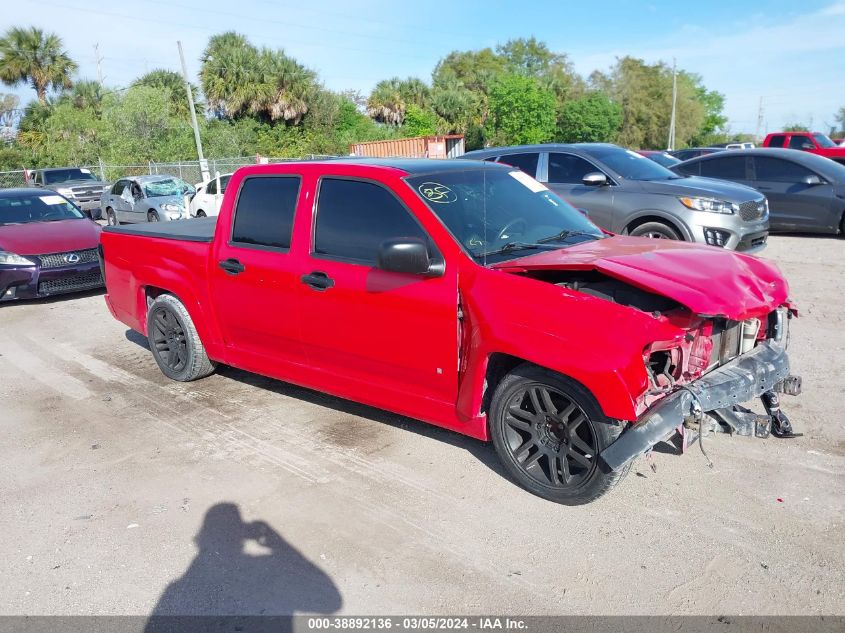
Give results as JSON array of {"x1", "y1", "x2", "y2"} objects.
[
  {"x1": 100, "y1": 159, "x2": 802, "y2": 504},
  {"x1": 762, "y1": 131, "x2": 845, "y2": 165}
]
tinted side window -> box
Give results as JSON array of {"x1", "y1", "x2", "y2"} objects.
[
  {"x1": 315, "y1": 178, "x2": 427, "y2": 264},
  {"x1": 111, "y1": 180, "x2": 126, "y2": 195},
  {"x1": 497, "y1": 153, "x2": 539, "y2": 176},
  {"x1": 753, "y1": 157, "x2": 814, "y2": 183},
  {"x1": 788, "y1": 135, "x2": 813, "y2": 150},
  {"x1": 206, "y1": 179, "x2": 217, "y2": 195},
  {"x1": 219, "y1": 175, "x2": 231, "y2": 193},
  {"x1": 699, "y1": 156, "x2": 747, "y2": 180},
  {"x1": 232, "y1": 176, "x2": 300, "y2": 249},
  {"x1": 548, "y1": 153, "x2": 600, "y2": 184},
  {"x1": 674, "y1": 161, "x2": 700, "y2": 177},
  {"x1": 767, "y1": 135, "x2": 787, "y2": 148}
]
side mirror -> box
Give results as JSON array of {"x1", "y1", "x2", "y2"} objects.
[
  {"x1": 377, "y1": 237, "x2": 436, "y2": 275},
  {"x1": 582, "y1": 172, "x2": 608, "y2": 186},
  {"x1": 802, "y1": 174, "x2": 823, "y2": 186}
]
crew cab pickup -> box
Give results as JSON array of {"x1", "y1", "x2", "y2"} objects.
[
  {"x1": 100, "y1": 159, "x2": 802, "y2": 504},
  {"x1": 762, "y1": 132, "x2": 845, "y2": 165}
]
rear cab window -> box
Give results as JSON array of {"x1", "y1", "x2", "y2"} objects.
[
  {"x1": 230, "y1": 176, "x2": 301, "y2": 250},
  {"x1": 313, "y1": 178, "x2": 431, "y2": 265},
  {"x1": 767, "y1": 135, "x2": 787, "y2": 148}
]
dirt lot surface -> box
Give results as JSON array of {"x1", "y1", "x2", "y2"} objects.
[{"x1": 1, "y1": 235, "x2": 843, "y2": 617}]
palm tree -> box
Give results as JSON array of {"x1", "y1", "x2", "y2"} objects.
[
  {"x1": 200, "y1": 32, "x2": 258, "y2": 119},
  {"x1": 251, "y1": 48, "x2": 316, "y2": 124},
  {"x1": 65, "y1": 79, "x2": 103, "y2": 111},
  {"x1": 0, "y1": 27, "x2": 77, "y2": 103},
  {"x1": 134, "y1": 69, "x2": 202, "y2": 117},
  {"x1": 367, "y1": 77, "x2": 430, "y2": 126}
]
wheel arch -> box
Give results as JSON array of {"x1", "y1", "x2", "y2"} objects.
[{"x1": 623, "y1": 212, "x2": 691, "y2": 241}]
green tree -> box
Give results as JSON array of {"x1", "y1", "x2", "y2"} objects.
[
  {"x1": 556, "y1": 92, "x2": 622, "y2": 143},
  {"x1": 687, "y1": 81, "x2": 727, "y2": 146},
  {"x1": 0, "y1": 27, "x2": 77, "y2": 103},
  {"x1": 784, "y1": 123, "x2": 809, "y2": 132},
  {"x1": 200, "y1": 32, "x2": 316, "y2": 123},
  {"x1": 366, "y1": 77, "x2": 430, "y2": 125},
  {"x1": 430, "y1": 80, "x2": 478, "y2": 135},
  {"x1": 63, "y1": 79, "x2": 104, "y2": 113},
  {"x1": 600, "y1": 57, "x2": 704, "y2": 149},
  {"x1": 402, "y1": 104, "x2": 437, "y2": 136},
  {"x1": 836, "y1": 106, "x2": 845, "y2": 134},
  {"x1": 488, "y1": 74, "x2": 556, "y2": 145},
  {"x1": 134, "y1": 69, "x2": 201, "y2": 118}
]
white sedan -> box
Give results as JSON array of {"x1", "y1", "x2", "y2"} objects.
[{"x1": 189, "y1": 172, "x2": 232, "y2": 218}]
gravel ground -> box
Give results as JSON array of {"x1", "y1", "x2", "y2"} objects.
[{"x1": 0, "y1": 235, "x2": 842, "y2": 617}]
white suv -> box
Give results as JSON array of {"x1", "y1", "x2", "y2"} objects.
[{"x1": 189, "y1": 172, "x2": 232, "y2": 218}]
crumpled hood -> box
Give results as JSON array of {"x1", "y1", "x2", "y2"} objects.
[
  {"x1": 641, "y1": 176, "x2": 762, "y2": 202},
  {"x1": 0, "y1": 219, "x2": 101, "y2": 256},
  {"x1": 492, "y1": 236, "x2": 789, "y2": 320}
]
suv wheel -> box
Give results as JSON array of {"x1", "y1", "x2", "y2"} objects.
[
  {"x1": 489, "y1": 365, "x2": 631, "y2": 505},
  {"x1": 630, "y1": 221, "x2": 681, "y2": 240}
]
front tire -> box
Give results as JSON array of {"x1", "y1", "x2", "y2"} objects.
[
  {"x1": 196, "y1": 210, "x2": 206, "y2": 218},
  {"x1": 489, "y1": 365, "x2": 630, "y2": 505},
  {"x1": 147, "y1": 210, "x2": 160, "y2": 222},
  {"x1": 146, "y1": 294, "x2": 216, "y2": 382},
  {"x1": 106, "y1": 207, "x2": 119, "y2": 226},
  {"x1": 630, "y1": 221, "x2": 682, "y2": 240}
]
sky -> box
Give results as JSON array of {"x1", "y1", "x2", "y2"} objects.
[{"x1": 3, "y1": 0, "x2": 845, "y2": 136}]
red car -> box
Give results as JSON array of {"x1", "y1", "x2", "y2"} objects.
[
  {"x1": 0, "y1": 188, "x2": 103, "y2": 302},
  {"x1": 101, "y1": 159, "x2": 802, "y2": 504},
  {"x1": 762, "y1": 132, "x2": 845, "y2": 165}
]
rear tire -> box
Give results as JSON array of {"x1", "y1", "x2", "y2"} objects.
[
  {"x1": 630, "y1": 221, "x2": 682, "y2": 240},
  {"x1": 106, "y1": 207, "x2": 119, "y2": 226},
  {"x1": 146, "y1": 294, "x2": 216, "y2": 382},
  {"x1": 489, "y1": 365, "x2": 631, "y2": 505}
]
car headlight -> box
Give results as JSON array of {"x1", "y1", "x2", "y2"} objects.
[
  {"x1": 55, "y1": 187, "x2": 74, "y2": 198},
  {"x1": 679, "y1": 196, "x2": 737, "y2": 214},
  {"x1": 0, "y1": 250, "x2": 37, "y2": 266}
]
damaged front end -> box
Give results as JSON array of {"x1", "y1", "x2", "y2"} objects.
[{"x1": 600, "y1": 306, "x2": 802, "y2": 472}]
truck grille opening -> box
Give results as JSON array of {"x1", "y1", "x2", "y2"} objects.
[
  {"x1": 38, "y1": 270, "x2": 103, "y2": 295},
  {"x1": 38, "y1": 248, "x2": 100, "y2": 269}
]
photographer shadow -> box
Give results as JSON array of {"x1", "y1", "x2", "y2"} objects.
[{"x1": 145, "y1": 503, "x2": 342, "y2": 631}]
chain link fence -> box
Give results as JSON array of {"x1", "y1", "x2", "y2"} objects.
[{"x1": 0, "y1": 155, "x2": 338, "y2": 189}]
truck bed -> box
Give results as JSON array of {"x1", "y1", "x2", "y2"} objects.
[{"x1": 102, "y1": 217, "x2": 218, "y2": 242}]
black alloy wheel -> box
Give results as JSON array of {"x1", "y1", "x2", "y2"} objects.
[
  {"x1": 502, "y1": 383, "x2": 598, "y2": 488},
  {"x1": 490, "y1": 365, "x2": 631, "y2": 504},
  {"x1": 150, "y1": 306, "x2": 188, "y2": 374}
]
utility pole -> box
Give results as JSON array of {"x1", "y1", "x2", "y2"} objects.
[
  {"x1": 667, "y1": 58, "x2": 677, "y2": 150},
  {"x1": 93, "y1": 43, "x2": 104, "y2": 86},
  {"x1": 755, "y1": 97, "x2": 765, "y2": 144},
  {"x1": 177, "y1": 41, "x2": 209, "y2": 181}
]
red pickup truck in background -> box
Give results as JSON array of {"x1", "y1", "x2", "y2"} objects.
[
  {"x1": 762, "y1": 131, "x2": 845, "y2": 165},
  {"x1": 100, "y1": 159, "x2": 802, "y2": 504}
]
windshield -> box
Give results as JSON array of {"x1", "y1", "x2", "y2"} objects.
[
  {"x1": 591, "y1": 146, "x2": 679, "y2": 180},
  {"x1": 812, "y1": 133, "x2": 836, "y2": 149},
  {"x1": 43, "y1": 168, "x2": 97, "y2": 184},
  {"x1": 0, "y1": 192, "x2": 84, "y2": 225},
  {"x1": 406, "y1": 168, "x2": 604, "y2": 264},
  {"x1": 646, "y1": 152, "x2": 681, "y2": 168},
  {"x1": 143, "y1": 178, "x2": 193, "y2": 198}
]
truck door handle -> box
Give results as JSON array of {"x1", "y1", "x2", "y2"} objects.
[
  {"x1": 300, "y1": 271, "x2": 334, "y2": 291},
  {"x1": 218, "y1": 258, "x2": 245, "y2": 275}
]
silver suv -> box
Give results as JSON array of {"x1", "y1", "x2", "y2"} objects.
[{"x1": 461, "y1": 143, "x2": 769, "y2": 252}]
